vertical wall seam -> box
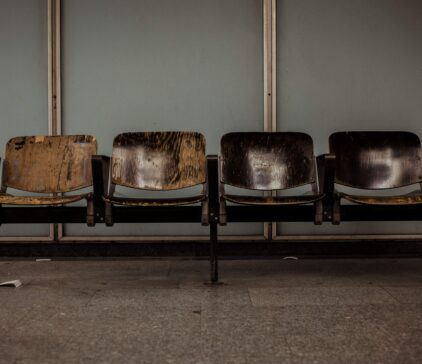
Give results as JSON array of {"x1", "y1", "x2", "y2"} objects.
[
  {"x1": 263, "y1": 0, "x2": 277, "y2": 239},
  {"x1": 48, "y1": 0, "x2": 63, "y2": 240}
]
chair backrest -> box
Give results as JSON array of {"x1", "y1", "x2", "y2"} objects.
[
  {"x1": 2, "y1": 135, "x2": 97, "y2": 193},
  {"x1": 329, "y1": 131, "x2": 422, "y2": 189},
  {"x1": 220, "y1": 132, "x2": 316, "y2": 190},
  {"x1": 111, "y1": 132, "x2": 206, "y2": 190}
]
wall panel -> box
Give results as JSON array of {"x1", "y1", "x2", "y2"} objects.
[
  {"x1": 276, "y1": 0, "x2": 422, "y2": 236},
  {"x1": 62, "y1": 0, "x2": 264, "y2": 237},
  {"x1": 0, "y1": 0, "x2": 49, "y2": 237}
]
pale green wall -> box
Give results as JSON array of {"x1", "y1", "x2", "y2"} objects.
[
  {"x1": 0, "y1": 0, "x2": 49, "y2": 236},
  {"x1": 61, "y1": 0, "x2": 264, "y2": 236},
  {"x1": 277, "y1": 0, "x2": 422, "y2": 235},
  {"x1": 1, "y1": 0, "x2": 422, "y2": 239}
]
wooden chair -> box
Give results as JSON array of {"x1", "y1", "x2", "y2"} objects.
[
  {"x1": 214, "y1": 132, "x2": 324, "y2": 280},
  {"x1": 328, "y1": 131, "x2": 422, "y2": 224},
  {"x1": 0, "y1": 135, "x2": 97, "y2": 225},
  {"x1": 92, "y1": 131, "x2": 218, "y2": 280}
]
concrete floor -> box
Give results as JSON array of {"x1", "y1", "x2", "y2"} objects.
[{"x1": 1, "y1": 258, "x2": 422, "y2": 363}]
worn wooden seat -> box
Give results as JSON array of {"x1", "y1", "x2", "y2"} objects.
[
  {"x1": 223, "y1": 194, "x2": 324, "y2": 206},
  {"x1": 0, "y1": 194, "x2": 88, "y2": 206},
  {"x1": 104, "y1": 195, "x2": 205, "y2": 207},
  {"x1": 220, "y1": 132, "x2": 324, "y2": 224},
  {"x1": 328, "y1": 131, "x2": 422, "y2": 223},
  {"x1": 102, "y1": 131, "x2": 207, "y2": 223},
  {"x1": 0, "y1": 135, "x2": 97, "y2": 224}
]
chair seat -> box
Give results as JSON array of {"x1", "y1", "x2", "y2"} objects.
[
  {"x1": 341, "y1": 191, "x2": 422, "y2": 205},
  {"x1": 223, "y1": 194, "x2": 324, "y2": 206},
  {"x1": 0, "y1": 193, "x2": 91, "y2": 205},
  {"x1": 104, "y1": 194, "x2": 206, "y2": 207}
]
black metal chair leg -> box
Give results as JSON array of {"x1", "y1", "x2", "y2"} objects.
[
  {"x1": 210, "y1": 222, "x2": 218, "y2": 283},
  {"x1": 105, "y1": 202, "x2": 114, "y2": 226},
  {"x1": 86, "y1": 198, "x2": 95, "y2": 226}
]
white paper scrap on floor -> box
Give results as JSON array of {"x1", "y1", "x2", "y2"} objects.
[{"x1": 0, "y1": 279, "x2": 22, "y2": 287}]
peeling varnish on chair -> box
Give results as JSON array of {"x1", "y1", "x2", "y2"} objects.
[{"x1": 1, "y1": 135, "x2": 96, "y2": 205}]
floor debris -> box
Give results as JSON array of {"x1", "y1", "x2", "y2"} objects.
[{"x1": 0, "y1": 280, "x2": 22, "y2": 287}]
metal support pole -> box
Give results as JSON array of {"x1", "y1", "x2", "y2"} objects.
[
  {"x1": 207, "y1": 155, "x2": 220, "y2": 283},
  {"x1": 210, "y1": 222, "x2": 218, "y2": 283}
]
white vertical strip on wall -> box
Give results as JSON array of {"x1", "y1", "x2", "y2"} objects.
[
  {"x1": 48, "y1": 0, "x2": 63, "y2": 240},
  {"x1": 48, "y1": 0, "x2": 61, "y2": 136},
  {"x1": 263, "y1": 0, "x2": 277, "y2": 239},
  {"x1": 271, "y1": 0, "x2": 276, "y2": 132}
]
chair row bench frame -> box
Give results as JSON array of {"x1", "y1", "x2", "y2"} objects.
[{"x1": 1, "y1": 132, "x2": 422, "y2": 283}]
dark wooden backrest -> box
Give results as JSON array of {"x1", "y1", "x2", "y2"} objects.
[
  {"x1": 111, "y1": 132, "x2": 206, "y2": 190},
  {"x1": 220, "y1": 132, "x2": 316, "y2": 190},
  {"x1": 2, "y1": 135, "x2": 97, "y2": 193},
  {"x1": 329, "y1": 131, "x2": 422, "y2": 189}
]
